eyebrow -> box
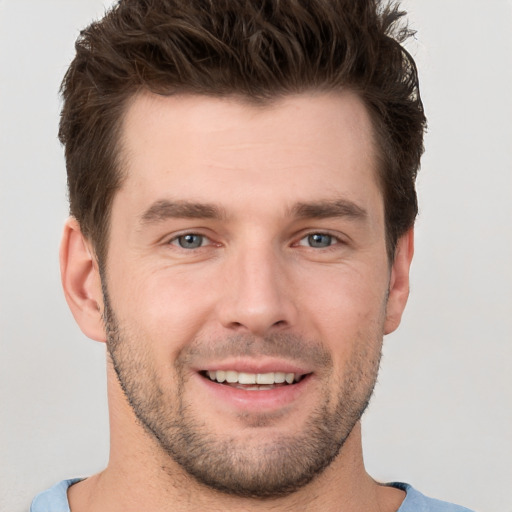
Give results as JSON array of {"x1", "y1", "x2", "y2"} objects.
[
  {"x1": 291, "y1": 199, "x2": 368, "y2": 221},
  {"x1": 140, "y1": 200, "x2": 225, "y2": 224},
  {"x1": 139, "y1": 197, "x2": 368, "y2": 226}
]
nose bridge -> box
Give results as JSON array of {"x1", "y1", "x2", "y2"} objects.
[{"x1": 218, "y1": 239, "x2": 296, "y2": 335}]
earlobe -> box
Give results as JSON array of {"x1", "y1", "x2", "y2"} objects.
[
  {"x1": 384, "y1": 228, "x2": 414, "y2": 335},
  {"x1": 60, "y1": 217, "x2": 106, "y2": 342}
]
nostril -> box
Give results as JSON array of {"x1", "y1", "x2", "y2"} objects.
[{"x1": 226, "y1": 319, "x2": 288, "y2": 335}]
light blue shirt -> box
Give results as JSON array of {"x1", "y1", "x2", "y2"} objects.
[
  {"x1": 30, "y1": 479, "x2": 476, "y2": 511},
  {"x1": 31, "y1": 479, "x2": 82, "y2": 512}
]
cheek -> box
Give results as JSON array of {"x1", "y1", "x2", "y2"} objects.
[
  {"x1": 107, "y1": 262, "x2": 219, "y2": 357},
  {"x1": 298, "y1": 264, "x2": 388, "y2": 356}
]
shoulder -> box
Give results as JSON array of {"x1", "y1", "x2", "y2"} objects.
[
  {"x1": 30, "y1": 479, "x2": 83, "y2": 512},
  {"x1": 392, "y1": 482, "x2": 477, "y2": 512}
]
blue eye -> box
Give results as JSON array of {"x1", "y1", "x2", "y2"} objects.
[
  {"x1": 302, "y1": 233, "x2": 335, "y2": 248},
  {"x1": 172, "y1": 234, "x2": 206, "y2": 249}
]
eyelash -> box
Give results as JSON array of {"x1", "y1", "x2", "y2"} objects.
[
  {"x1": 168, "y1": 233, "x2": 212, "y2": 249},
  {"x1": 296, "y1": 232, "x2": 343, "y2": 249},
  {"x1": 166, "y1": 231, "x2": 344, "y2": 251}
]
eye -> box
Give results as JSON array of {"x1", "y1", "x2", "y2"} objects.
[
  {"x1": 299, "y1": 233, "x2": 337, "y2": 248},
  {"x1": 170, "y1": 233, "x2": 208, "y2": 249}
]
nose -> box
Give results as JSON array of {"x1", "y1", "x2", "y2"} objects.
[{"x1": 216, "y1": 244, "x2": 298, "y2": 336}]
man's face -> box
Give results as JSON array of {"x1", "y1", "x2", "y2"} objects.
[{"x1": 101, "y1": 92, "x2": 405, "y2": 497}]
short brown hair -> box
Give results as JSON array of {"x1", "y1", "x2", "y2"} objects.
[{"x1": 59, "y1": 0, "x2": 426, "y2": 265}]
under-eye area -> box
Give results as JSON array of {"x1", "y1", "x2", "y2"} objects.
[{"x1": 200, "y1": 370, "x2": 310, "y2": 390}]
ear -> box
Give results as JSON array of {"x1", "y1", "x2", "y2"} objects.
[
  {"x1": 60, "y1": 217, "x2": 106, "y2": 342},
  {"x1": 384, "y1": 228, "x2": 414, "y2": 335}
]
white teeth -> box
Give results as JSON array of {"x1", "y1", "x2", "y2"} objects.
[
  {"x1": 238, "y1": 372, "x2": 256, "y2": 384},
  {"x1": 256, "y1": 373, "x2": 275, "y2": 385},
  {"x1": 206, "y1": 370, "x2": 301, "y2": 385},
  {"x1": 225, "y1": 371, "x2": 238, "y2": 383},
  {"x1": 274, "y1": 372, "x2": 286, "y2": 384}
]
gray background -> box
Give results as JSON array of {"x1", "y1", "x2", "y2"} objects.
[{"x1": 1, "y1": 1, "x2": 511, "y2": 510}]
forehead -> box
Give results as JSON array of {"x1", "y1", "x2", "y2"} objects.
[{"x1": 116, "y1": 91, "x2": 381, "y2": 220}]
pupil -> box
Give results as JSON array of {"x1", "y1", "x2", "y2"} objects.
[{"x1": 309, "y1": 234, "x2": 331, "y2": 247}]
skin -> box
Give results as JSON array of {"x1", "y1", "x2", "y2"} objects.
[{"x1": 60, "y1": 91, "x2": 413, "y2": 512}]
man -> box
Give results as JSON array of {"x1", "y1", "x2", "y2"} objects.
[{"x1": 31, "y1": 0, "x2": 474, "y2": 510}]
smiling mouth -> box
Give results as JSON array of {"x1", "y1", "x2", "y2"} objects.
[{"x1": 201, "y1": 370, "x2": 308, "y2": 390}]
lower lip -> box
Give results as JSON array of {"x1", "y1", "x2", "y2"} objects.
[{"x1": 195, "y1": 373, "x2": 313, "y2": 412}]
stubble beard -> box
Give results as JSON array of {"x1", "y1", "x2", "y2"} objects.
[{"x1": 102, "y1": 289, "x2": 383, "y2": 499}]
